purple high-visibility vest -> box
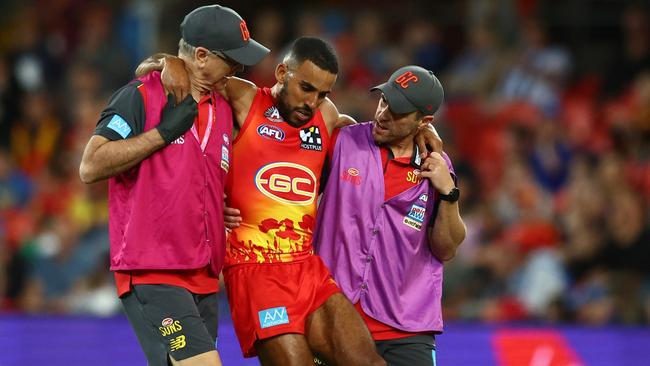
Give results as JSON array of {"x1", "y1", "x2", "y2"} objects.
[
  {"x1": 108, "y1": 72, "x2": 232, "y2": 276},
  {"x1": 315, "y1": 122, "x2": 453, "y2": 333}
]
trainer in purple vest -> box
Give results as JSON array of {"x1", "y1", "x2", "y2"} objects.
[{"x1": 315, "y1": 122, "x2": 456, "y2": 333}]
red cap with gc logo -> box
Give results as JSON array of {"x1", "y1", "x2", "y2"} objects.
[{"x1": 370, "y1": 65, "x2": 444, "y2": 116}]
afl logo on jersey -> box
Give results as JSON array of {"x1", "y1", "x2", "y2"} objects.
[
  {"x1": 255, "y1": 162, "x2": 317, "y2": 205},
  {"x1": 257, "y1": 124, "x2": 285, "y2": 141}
]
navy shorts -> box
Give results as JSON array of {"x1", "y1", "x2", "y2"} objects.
[{"x1": 314, "y1": 334, "x2": 437, "y2": 366}]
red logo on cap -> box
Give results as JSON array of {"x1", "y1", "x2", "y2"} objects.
[
  {"x1": 395, "y1": 71, "x2": 418, "y2": 89},
  {"x1": 240, "y1": 21, "x2": 250, "y2": 42}
]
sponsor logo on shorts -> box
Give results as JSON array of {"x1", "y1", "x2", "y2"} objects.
[
  {"x1": 257, "y1": 124, "x2": 286, "y2": 141},
  {"x1": 258, "y1": 306, "x2": 289, "y2": 329},
  {"x1": 419, "y1": 194, "x2": 428, "y2": 203},
  {"x1": 159, "y1": 319, "x2": 183, "y2": 337},
  {"x1": 223, "y1": 133, "x2": 229, "y2": 144},
  {"x1": 169, "y1": 335, "x2": 186, "y2": 351},
  {"x1": 255, "y1": 162, "x2": 317, "y2": 205},
  {"x1": 221, "y1": 160, "x2": 229, "y2": 172},
  {"x1": 341, "y1": 167, "x2": 362, "y2": 186},
  {"x1": 264, "y1": 106, "x2": 284, "y2": 122},
  {"x1": 403, "y1": 204, "x2": 426, "y2": 231},
  {"x1": 299, "y1": 126, "x2": 322, "y2": 151}
]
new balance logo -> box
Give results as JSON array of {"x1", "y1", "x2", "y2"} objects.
[{"x1": 169, "y1": 335, "x2": 186, "y2": 351}]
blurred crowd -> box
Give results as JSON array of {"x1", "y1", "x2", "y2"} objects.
[{"x1": 0, "y1": 0, "x2": 649, "y2": 325}]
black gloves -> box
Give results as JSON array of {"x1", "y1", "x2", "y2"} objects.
[{"x1": 156, "y1": 94, "x2": 198, "y2": 144}]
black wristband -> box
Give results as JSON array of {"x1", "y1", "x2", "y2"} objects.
[{"x1": 439, "y1": 187, "x2": 460, "y2": 202}]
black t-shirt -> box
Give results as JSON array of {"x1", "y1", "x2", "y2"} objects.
[{"x1": 94, "y1": 80, "x2": 146, "y2": 141}]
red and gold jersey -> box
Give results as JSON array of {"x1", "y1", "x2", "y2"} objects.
[{"x1": 226, "y1": 88, "x2": 330, "y2": 265}]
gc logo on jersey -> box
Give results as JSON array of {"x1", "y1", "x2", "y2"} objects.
[
  {"x1": 257, "y1": 124, "x2": 285, "y2": 141},
  {"x1": 255, "y1": 162, "x2": 317, "y2": 205},
  {"x1": 300, "y1": 126, "x2": 322, "y2": 151}
]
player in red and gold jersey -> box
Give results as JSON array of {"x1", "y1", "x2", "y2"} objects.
[
  {"x1": 225, "y1": 86, "x2": 329, "y2": 265},
  {"x1": 221, "y1": 38, "x2": 386, "y2": 365}
]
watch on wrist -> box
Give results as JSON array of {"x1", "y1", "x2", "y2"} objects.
[{"x1": 439, "y1": 187, "x2": 460, "y2": 202}]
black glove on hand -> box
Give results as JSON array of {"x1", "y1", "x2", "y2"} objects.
[{"x1": 156, "y1": 94, "x2": 198, "y2": 144}]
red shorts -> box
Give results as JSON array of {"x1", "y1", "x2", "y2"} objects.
[{"x1": 223, "y1": 255, "x2": 341, "y2": 357}]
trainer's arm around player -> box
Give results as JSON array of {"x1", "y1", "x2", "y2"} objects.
[{"x1": 418, "y1": 152, "x2": 466, "y2": 261}]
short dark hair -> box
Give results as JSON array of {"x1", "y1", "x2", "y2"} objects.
[{"x1": 284, "y1": 37, "x2": 339, "y2": 74}]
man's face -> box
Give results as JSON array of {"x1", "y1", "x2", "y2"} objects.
[
  {"x1": 276, "y1": 60, "x2": 337, "y2": 126},
  {"x1": 372, "y1": 94, "x2": 423, "y2": 145},
  {"x1": 202, "y1": 50, "x2": 243, "y2": 89}
]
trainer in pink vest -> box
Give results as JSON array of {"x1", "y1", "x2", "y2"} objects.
[{"x1": 108, "y1": 71, "x2": 232, "y2": 276}]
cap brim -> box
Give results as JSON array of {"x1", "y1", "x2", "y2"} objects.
[
  {"x1": 222, "y1": 38, "x2": 270, "y2": 66},
  {"x1": 370, "y1": 83, "x2": 417, "y2": 115}
]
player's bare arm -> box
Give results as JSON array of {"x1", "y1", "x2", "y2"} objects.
[
  {"x1": 135, "y1": 53, "x2": 191, "y2": 105},
  {"x1": 156, "y1": 55, "x2": 258, "y2": 115},
  {"x1": 320, "y1": 97, "x2": 348, "y2": 134},
  {"x1": 419, "y1": 152, "x2": 466, "y2": 261},
  {"x1": 321, "y1": 97, "x2": 443, "y2": 154},
  {"x1": 137, "y1": 54, "x2": 257, "y2": 129},
  {"x1": 135, "y1": 53, "x2": 169, "y2": 77},
  {"x1": 221, "y1": 76, "x2": 257, "y2": 128}
]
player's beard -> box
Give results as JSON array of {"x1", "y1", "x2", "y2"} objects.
[{"x1": 276, "y1": 84, "x2": 313, "y2": 127}]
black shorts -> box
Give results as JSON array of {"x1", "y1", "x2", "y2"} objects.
[
  {"x1": 313, "y1": 335, "x2": 437, "y2": 366},
  {"x1": 120, "y1": 284, "x2": 219, "y2": 366},
  {"x1": 375, "y1": 335, "x2": 437, "y2": 366}
]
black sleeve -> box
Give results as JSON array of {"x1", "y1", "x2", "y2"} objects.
[{"x1": 94, "y1": 80, "x2": 145, "y2": 141}]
